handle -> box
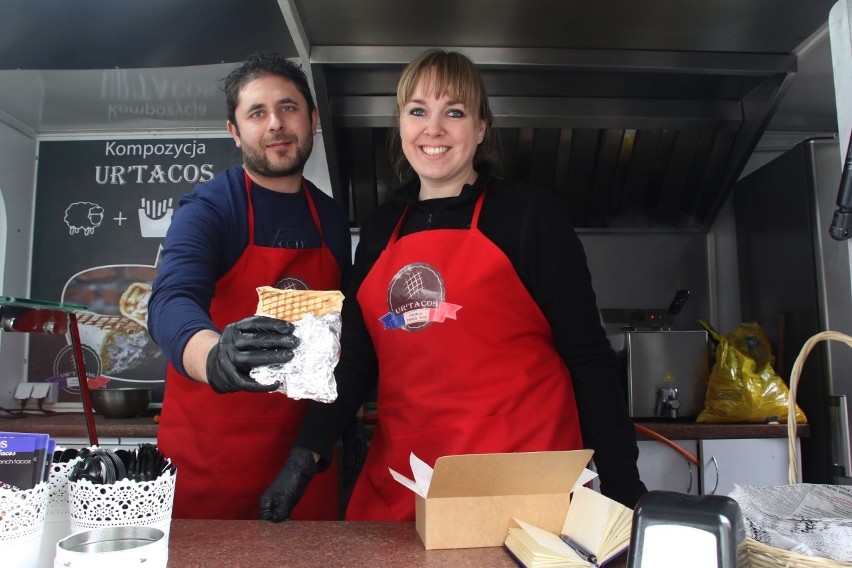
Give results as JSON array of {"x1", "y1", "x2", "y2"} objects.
[
  {"x1": 634, "y1": 423, "x2": 699, "y2": 493},
  {"x1": 786, "y1": 330, "x2": 852, "y2": 483},
  {"x1": 707, "y1": 455, "x2": 719, "y2": 495},
  {"x1": 666, "y1": 289, "x2": 690, "y2": 316},
  {"x1": 664, "y1": 289, "x2": 690, "y2": 330}
]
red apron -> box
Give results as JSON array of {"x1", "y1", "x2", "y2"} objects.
[
  {"x1": 346, "y1": 189, "x2": 583, "y2": 521},
  {"x1": 158, "y1": 172, "x2": 341, "y2": 520}
]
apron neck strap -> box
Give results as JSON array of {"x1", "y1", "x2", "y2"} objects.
[
  {"x1": 387, "y1": 187, "x2": 488, "y2": 247},
  {"x1": 242, "y1": 170, "x2": 325, "y2": 246}
]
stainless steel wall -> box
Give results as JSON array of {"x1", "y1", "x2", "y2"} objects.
[{"x1": 581, "y1": 232, "x2": 713, "y2": 332}]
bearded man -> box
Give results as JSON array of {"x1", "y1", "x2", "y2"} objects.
[{"x1": 149, "y1": 51, "x2": 352, "y2": 520}]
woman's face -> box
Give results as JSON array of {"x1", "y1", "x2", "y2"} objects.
[{"x1": 399, "y1": 79, "x2": 486, "y2": 197}]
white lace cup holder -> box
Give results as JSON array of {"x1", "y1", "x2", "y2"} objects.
[
  {"x1": 68, "y1": 470, "x2": 176, "y2": 539},
  {"x1": 46, "y1": 458, "x2": 80, "y2": 517},
  {"x1": 0, "y1": 482, "x2": 49, "y2": 542}
]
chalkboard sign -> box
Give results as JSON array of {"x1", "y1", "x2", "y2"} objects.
[{"x1": 29, "y1": 136, "x2": 242, "y2": 403}]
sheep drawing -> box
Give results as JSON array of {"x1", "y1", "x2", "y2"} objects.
[{"x1": 64, "y1": 201, "x2": 105, "y2": 236}]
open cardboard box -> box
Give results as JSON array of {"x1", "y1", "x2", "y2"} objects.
[{"x1": 390, "y1": 449, "x2": 594, "y2": 550}]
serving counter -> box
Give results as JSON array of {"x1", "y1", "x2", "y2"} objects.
[
  {"x1": 164, "y1": 520, "x2": 628, "y2": 567},
  {"x1": 0, "y1": 412, "x2": 808, "y2": 441},
  {"x1": 166, "y1": 520, "x2": 511, "y2": 567},
  {"x1": 1, "y1": 415, "x2": 806, "y2": 566}
]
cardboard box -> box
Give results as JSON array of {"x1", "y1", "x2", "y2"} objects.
[{"x1": 390, "y1": 449, "x2": 594, "y2": 550}]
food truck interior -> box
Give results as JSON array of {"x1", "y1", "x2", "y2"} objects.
[{"x1": 1, "y1": 0, "x2": 851, "y2": 488}]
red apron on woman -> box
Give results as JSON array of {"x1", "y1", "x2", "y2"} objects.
[
  {"x1": 346, "y1": 189, "x2": 584, "y2": 521},
  {"x1": 158, "y1": 172, "x2": 341, "y2": 520}
]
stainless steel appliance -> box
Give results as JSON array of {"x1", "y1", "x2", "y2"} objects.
[
  {"x1": 735, "y1": 138, "x2": 852, "y2": 483},
  {"x1": 613, "y1": 330, "x2": 710, "y2": 419}
]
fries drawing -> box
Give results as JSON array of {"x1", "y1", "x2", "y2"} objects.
[{"x1": 138, "y1": 197, "x2": 174, "y2": 238}]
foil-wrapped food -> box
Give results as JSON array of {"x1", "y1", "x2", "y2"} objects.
[{"x1": 249, "y1": 286, "x2": 344, "y2": 403}]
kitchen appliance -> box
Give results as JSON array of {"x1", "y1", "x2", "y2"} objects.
[
  {"x1": 605, "y1": 290, "x2": 709, "y2": 419},
  {"x1": 613, "y1": 330, "x2": 710, "y2": 419}
]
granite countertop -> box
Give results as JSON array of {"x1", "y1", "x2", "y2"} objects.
[
  {"x1": 165, "y1": 520, "x2": 629, "y2": 568},
  {"x1": 0, "y1": 412, "x2": 808, "y2": 441}
]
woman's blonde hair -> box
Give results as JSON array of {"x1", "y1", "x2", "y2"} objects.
[{"x1": 391, "y1": 49, "x2": 501, "y2": 181}]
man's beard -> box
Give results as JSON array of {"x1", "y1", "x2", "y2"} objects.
[{"x1": 241, "y1": 134, "x2": 313, "y2": 178}]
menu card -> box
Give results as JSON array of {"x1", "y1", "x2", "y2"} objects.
[{"x1": 0, "y1": 432, "x2": 56, "y2": 490}]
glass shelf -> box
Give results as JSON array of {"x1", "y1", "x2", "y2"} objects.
[
  {"x1": 0, "y1": 295, "x2": 87, "y2": 312},
  {"x1": 0, "y1": 295, "x2": 98, "y2": 444}
]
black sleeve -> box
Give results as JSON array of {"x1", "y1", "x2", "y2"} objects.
[
  {"x1": 483, "y1": 182, "x2": 647, "y2": 507},
  {"x1": 294, "y1": 211, "x2": 390, "y2": 468}
]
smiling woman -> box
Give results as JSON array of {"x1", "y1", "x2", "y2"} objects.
[
  {"x1": 392, "y1": 50, "x2": 498, "y2": 199},
  {"x1": 398, "y1": 87, "x2": 484, "y2": 199},
  {"x1": 267, "y1": 49, "x2": 648, "y2": 523}
]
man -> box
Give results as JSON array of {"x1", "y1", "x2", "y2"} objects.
[{"x1": 148, "y1": 52, "x2": 352, "y2": 520}]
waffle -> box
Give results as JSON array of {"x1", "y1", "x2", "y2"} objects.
[
  {"x1": 255, "y1": 286, "x2": 344, "y2": 322},
  {"x1": 119, "y1": 282, "x2": 152, "y2": 327}
]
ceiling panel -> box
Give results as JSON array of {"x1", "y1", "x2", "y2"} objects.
[
  {"x1": 295, "y1": 0, "x2": 831, "y2": 53},
  {"x1": 0, "y1": 0, "x2": 296, "y2": 70},
  {"x1": 0, "y1": 0, "x2": 840, "y2": 231}
]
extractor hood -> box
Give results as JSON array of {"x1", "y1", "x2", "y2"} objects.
[{"x1": 0, "y1": 0, "x2": 839, "y2": 231}]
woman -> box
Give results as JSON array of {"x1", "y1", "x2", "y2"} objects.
[{"x1": 259, "y1": 49, "x2": 647, "y2": 522}]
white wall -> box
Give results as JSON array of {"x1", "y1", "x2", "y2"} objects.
[{"x1": 0, "y1": 120, "x2": 37, "y2": 407}]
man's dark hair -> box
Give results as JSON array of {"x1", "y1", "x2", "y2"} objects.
[{"x1": 223, "y1": 51, "x2": 315, "y2": 126}]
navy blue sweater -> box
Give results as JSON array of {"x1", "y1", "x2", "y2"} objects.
[{"x1": 148, "y1": 166, "x2": 351, "y2": 376}]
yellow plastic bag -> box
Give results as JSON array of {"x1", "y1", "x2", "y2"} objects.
[{"x1": 696, "y1": 321, "x2": 807, "y2": 424}]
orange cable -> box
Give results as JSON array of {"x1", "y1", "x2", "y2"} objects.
[{"x1": 634, "y1": 423, "x2": 700, "y2": 465}]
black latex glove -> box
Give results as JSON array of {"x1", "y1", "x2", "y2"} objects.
[
  {"x1": 206, "y1": 315, "x2": 299, "y2": 394},
  {"x1": 341, "y1": 415, "x2": 367, "y2": 488},
  {"x1": 259, "y1": 446, "x2": 317, "y2": 522}
]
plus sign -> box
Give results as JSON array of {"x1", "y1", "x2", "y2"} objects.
[{"x1": 113, "y1": 211, "x2": 127, "y2": 226}]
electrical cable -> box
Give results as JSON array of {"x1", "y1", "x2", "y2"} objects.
[
  {"x1": 0, "y1": 399, "x2": 28, "y2": 418},
  {"x1": 0, "y1": 398, "x2": 73, "y2": 418},
  {"x1": 633, "y1": 422, "x2": 700, "y2": 465}
]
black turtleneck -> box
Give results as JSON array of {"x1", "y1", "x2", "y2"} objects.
[{"x1": 296, "y1": 171, "x2": 647, "y2": 508}]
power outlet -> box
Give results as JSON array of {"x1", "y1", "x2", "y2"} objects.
[
  {"x1": 30, "y1": 383, "x2": 56, "y2": 403},
  {"x1": 14, "y1": 382, "x2": 33, "y2": 401},
  {"x1": 44, "y1": 382, "x2": 59, "y2": 404}
]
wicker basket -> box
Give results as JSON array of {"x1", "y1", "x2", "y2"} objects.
[
  {"x1": 741, "y1": 331, "x2": 852, "y2": 567},
  {"x1": 745, "y1": 537, "x2": 852, "y2": 568}
]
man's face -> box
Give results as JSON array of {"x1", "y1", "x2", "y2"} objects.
[{"x1": 227, "y1": 75, "x2": 317, "y2": 183}]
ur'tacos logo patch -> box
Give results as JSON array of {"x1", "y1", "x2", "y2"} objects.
[
  {"x1": 275, "y1": 275, "x2": 309, "y2": 290},
  {"x1": 380, "y1": 262, "x2": 461, "y2": 332}
]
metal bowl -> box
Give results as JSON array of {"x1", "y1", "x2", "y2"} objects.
[{"x1": 89, "y1": 388, "x2": 151, "y2": 419}]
